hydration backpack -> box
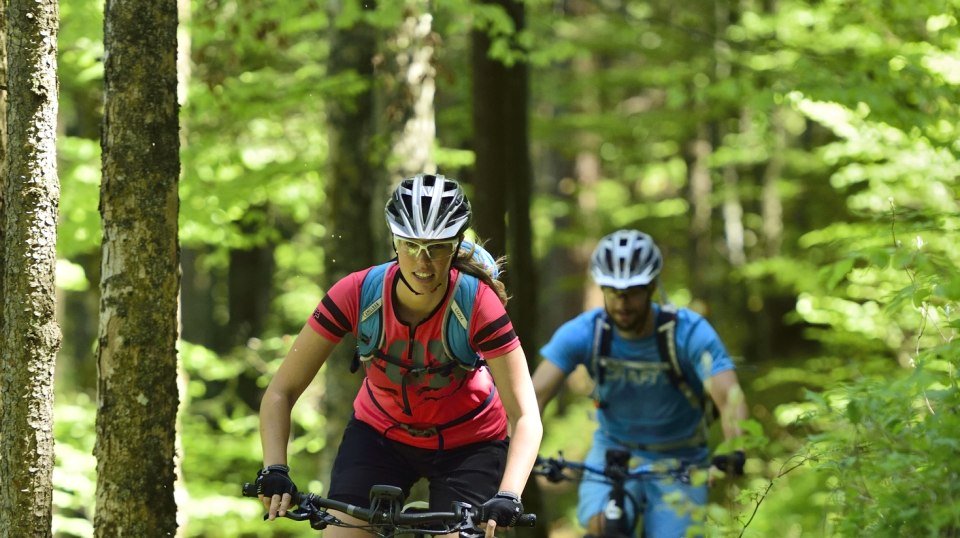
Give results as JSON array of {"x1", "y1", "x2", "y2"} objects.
[
  {"x1": 591, "y1": 305, "x2": 716, "y2": 419},
  {"x1": 351, "y1": 257, "x2": 497, "y2": 449},
  {"x1": 353, "y1": 261, "x2": 483, "y2": 371}
]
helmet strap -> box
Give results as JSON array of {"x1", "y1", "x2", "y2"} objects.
[{"x1": 396, "y1": 269, "x2": 424, "y2": 296}]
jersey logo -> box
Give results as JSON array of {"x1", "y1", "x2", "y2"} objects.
[{"x1": 591, "y1": 305, "x2": 716, "y2": 418}]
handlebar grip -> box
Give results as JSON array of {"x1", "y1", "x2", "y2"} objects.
[
  {"x1": 516, "y1": 513, "x2": 537, "y2": 527},
  {"x1": 242, "y1": 482, "x2": 258, "y2": 498},
  {"x1": 711, "y1": 451, "x2": 746, "y2": 476}
]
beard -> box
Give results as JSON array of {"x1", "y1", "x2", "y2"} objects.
[{"x1": 607, "y1": 298, "x2": 653, "y2": 335}]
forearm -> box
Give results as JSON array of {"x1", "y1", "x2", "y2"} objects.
[
  {"x1": 498, "y1": 413, "x2": 543, "y2": 496},
  {"x1": 260, "y1": 389, "x2": 295, "y2": 466},
  {"x1": 258, "y1": 326, "x2": 335, "y2": 467},
  {"x1": 721, "y1": 396, "x2": 749, "y2": 441},
  {"x1": 716, "y1": 380, "x2": 749, "y2": 442},
  {"x1": 707, "y1": 370, "x2": 749, "y2": 442}
]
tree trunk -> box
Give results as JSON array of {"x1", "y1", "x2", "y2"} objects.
[
  {"x1": 762, "y1": 107, "x2": 785, "y2": 258},
  {"x1": 94, "y1": 0, "x2": 180, "y2": 535},
  {"x1": 684, "y1": 127, "x2": 712, "y2": 300},
  {"x1": 0, "y1": 0, "x2": 61, "y2": 534},
  {"x1": 0, "y1": 0, "x2": 7, "y2": 332},
  {"x1": 377, "y1": 2, "x2": 439, "y2": 502},
  {"x1": 470, "y1": 3, "x2": 544, "y2": 537},
  {"x1": 320, "y1": 0, "x2": 380, "y2": 480},
  {"x1": 381, "y1": 2, "x2": 436, "y2": 182},
  {"x1": 469, "y1": 7, "x2": 508, "y2": 256},
  {"x1": 471, "y1": 1, "x2": 537, "y2": 344}
]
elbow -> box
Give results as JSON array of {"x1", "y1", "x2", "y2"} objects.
[
  {"x1": 260, "y1": 383, "x2": 297, "y2": 415},
  {"x1": 517, "y1": 410, "x2": 543, "y2": 444}
]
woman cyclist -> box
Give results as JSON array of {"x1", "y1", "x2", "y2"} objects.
[{"x1": 255, "y1": 174, "x2": 542, "y2": 538}]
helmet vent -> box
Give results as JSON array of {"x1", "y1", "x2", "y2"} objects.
[{"x1": 384, "y1": 174, "x2": 472, "y2": 240}]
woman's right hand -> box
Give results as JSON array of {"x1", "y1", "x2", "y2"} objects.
[{"x1": 255, "y1": 465, "x2": 298, "y2": 520}]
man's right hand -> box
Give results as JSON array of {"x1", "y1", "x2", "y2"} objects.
[
  {"x1": 712, "y1": 451, "x2": 746, "y2": 476},
  {"x1": 708, "y1": 451, "x2": 746, "y2": 485},
  {"x1": 255, "y1": 464, "x2": 298, "y2": 520}
]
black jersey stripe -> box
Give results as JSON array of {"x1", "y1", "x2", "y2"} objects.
[
  {"x1": 472, "y1": 314, "x2": 511, "y2": 345},
  {"x1": 313, "y1": 309, "x2": 349, "y2": 338},
  {"x1": 321, "y1": 295, "x2": 353, "y2": 333},
  {"x1": 477, "y1": 329, "x2": 517, "y2": 353}
]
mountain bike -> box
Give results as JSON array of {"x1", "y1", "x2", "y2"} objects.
[
  {"x1": 533, "y1": 450, "x2": 743, "y2": 538},
  {"x1": 241, "y1": 481, "x2": 536, "y2": 537}
]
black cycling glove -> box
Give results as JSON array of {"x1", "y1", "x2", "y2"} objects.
[
  {"x1": 256, "y1": 464, "x2": 298, "y2": 498},
  {"x1": 713, "y1": 451, "x2": 746, "y2": 476},
  {"x1": 479, "y1": 491, "x2": 524, "y2": 527}
]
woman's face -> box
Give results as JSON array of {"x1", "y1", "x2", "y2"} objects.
[{"x1": 393, "y1": 236, "x2": 460, "y2": 296}]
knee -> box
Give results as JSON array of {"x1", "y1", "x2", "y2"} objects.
[{"x1": 585, "y1": 514, "x2": 604, "y2": 536}]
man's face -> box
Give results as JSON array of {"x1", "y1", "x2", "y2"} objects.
[{"x1": 601, "y1": 284, "x2": 653, "y2": 333}]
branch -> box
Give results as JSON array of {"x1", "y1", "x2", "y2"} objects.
[{"x1": 737, "y1": 453, "x2": 816, "y2": 537}]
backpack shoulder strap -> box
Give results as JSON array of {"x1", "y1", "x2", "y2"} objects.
[
  {"x1": 588, "y1": 313, "x2": 613, "y2": 408},
  {"x1": 356, "y1": 262, "x2": 393, "y2": 359},
  {"x1": 655, "y1": 305, "x2": 708, "y2": 413},
  {"x1": 441, "y1": 271, "x2": 482, "y2": 368},
  {"x1": 591, "y1": 313, "x2": 613, "y2": 383}
]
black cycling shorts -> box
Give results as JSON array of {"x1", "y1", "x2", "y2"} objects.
[{"x1": 327, "y1": 417, "x2": 509, "y2": 511}]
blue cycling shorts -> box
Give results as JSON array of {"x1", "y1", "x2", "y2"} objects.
[{"x1": 576, "y1": 431, "x2": 708, "y2": 538}]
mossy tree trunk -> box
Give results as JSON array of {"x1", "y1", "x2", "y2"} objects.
[
  {"x1": 94, "y1": 0, "x2": 181, "y2": 535},
  {"x1": 0, "y1": 0, "x2": 61, "y2": 534}
]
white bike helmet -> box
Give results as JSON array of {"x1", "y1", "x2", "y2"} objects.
[
  {"x1": 590, "y1": 230, "x2": 663, "y2": 289},
  {"x1": 385, "y1": 174, "x2": 471, "y2": 240}
]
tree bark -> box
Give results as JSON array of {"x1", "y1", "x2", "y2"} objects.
[
  {"x1": 762, "y1": 107, "x2": 785, "y2": 258},
  {"x1": 381, "y1": 2, "x2": 436, "y2": 182},
  {"x1": 0, "y1": 0, "x2": 61, "y2": 534},
  {"x1": 469, "y1": 6, "x2": 509, "y2": 256},
  {"x1": 320, "y1": 0, "x2": 380, "y2": 479},
  {"x1": 470, "y1": 3, "x2": 544, "y2": 537},
  {"x1": 470, "y1": 0, "x2": 537, "y2": 347},
  {"x1": 684, "y1": 127, "x2": 713, "y2": 300},
  {"x1": 94, "y1": 0, "x2": 180, "y2": 535},
  {"x1": 0, "y1": 0, "x2": 7, "y2": 328}
]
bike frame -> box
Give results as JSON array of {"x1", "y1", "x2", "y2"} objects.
[{"x1": 535, "y1": 449, "x2": 698, "y2": 538}]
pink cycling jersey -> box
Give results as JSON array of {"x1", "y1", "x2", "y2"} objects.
[{"x1": 308, "y1": 263, "x2": 519, "y2": 449}]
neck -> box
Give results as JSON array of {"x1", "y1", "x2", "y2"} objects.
[{"x1": 394, "y1": 272, "x2": 449, "y2": 324}]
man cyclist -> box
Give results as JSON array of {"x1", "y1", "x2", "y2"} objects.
[{"x1": 532, "y1": 229, "x2": 748, "y2": 537}]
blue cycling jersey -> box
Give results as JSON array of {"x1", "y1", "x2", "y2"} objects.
[{"x1": 540, "y1": 303, "x2": 735, "y2": 448}]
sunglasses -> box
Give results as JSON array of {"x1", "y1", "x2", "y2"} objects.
[
  {"x1": 393, "y1": 236, "x2": 460, "y2": 260},
  {"x1": 601, "y1": 285, "x2": 651, "y2": 301}
]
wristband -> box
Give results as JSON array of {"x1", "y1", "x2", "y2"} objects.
[{"x1": 260, "y1": 464, "x2": 290, "y2": 475}]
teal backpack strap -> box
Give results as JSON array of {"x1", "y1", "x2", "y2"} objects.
[
  {"x1": 356, "y1": 262, "x2": 393, "y2": 359},
  {"x1": 441, "y1": 271, "x2": 482, "y2": 368}
]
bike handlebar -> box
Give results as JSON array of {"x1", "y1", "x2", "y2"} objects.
[
  {"x1": 533, "y1": 451, "x2": 746, "y2": 484},
  {"x1": 241, "y1": 482, "x2": 536, "y2": 531}
]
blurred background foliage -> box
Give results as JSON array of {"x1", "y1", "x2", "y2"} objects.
[{"x1": 52, "y1": 0, "x2": 958, "y2": 536}]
